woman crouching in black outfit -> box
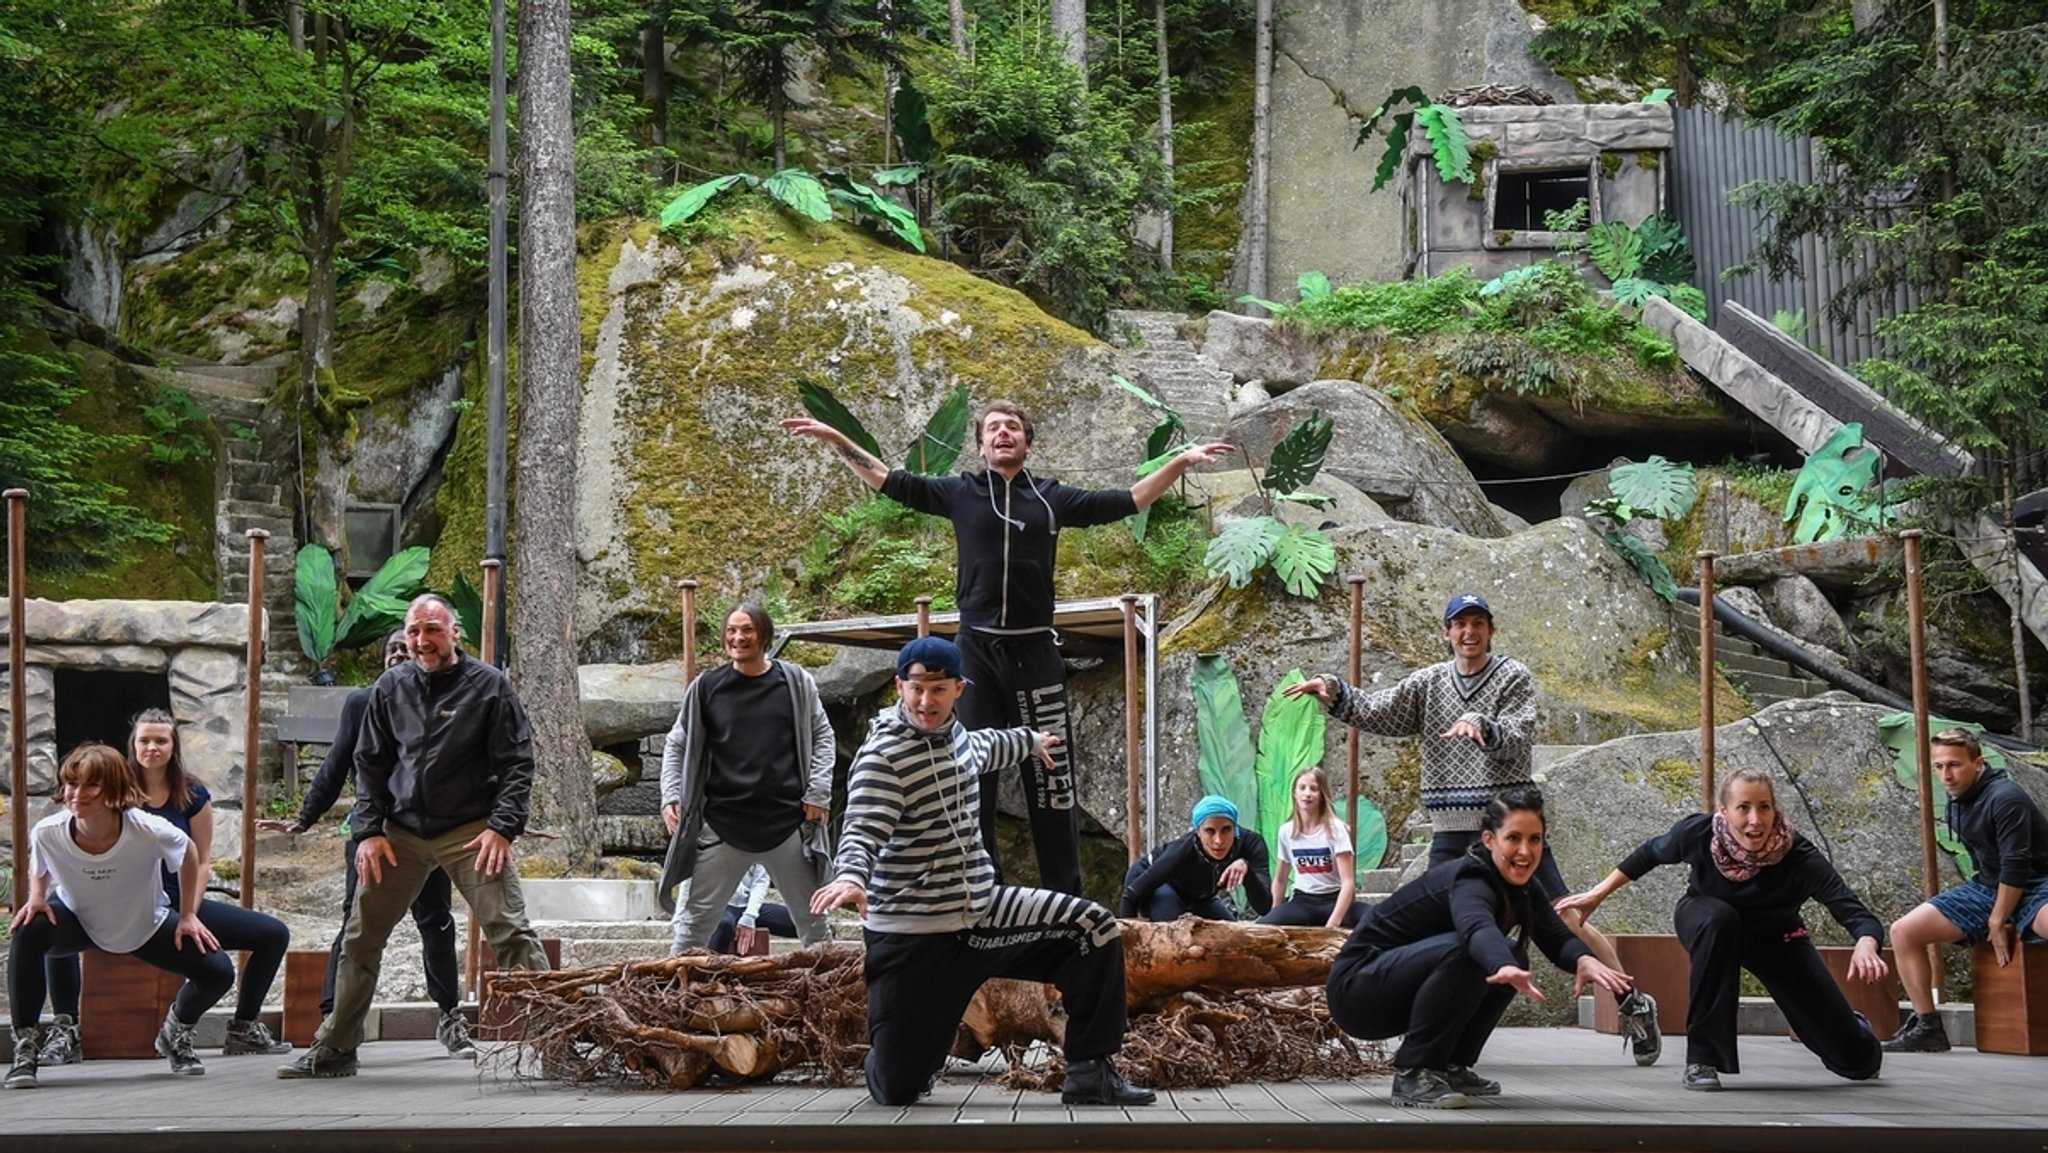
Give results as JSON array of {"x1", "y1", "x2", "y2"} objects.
[
  {"x1": 1556, "y1": 767, "x2": 1886, "y2": 1092},
  {"x1": 1326, "y1": 787, "x2": 1632, "y2": 1109}
]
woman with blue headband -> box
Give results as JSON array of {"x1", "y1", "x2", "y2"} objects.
[{"x1": 1120, "y1": 796, "x2": 1273, "y2": 921}]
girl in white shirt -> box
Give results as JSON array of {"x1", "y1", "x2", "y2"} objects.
[
  {"x1": 1258, "y1": 767, "x2": 1362, "y2": 929},
  {"x1": 6, "y1": 743, "x2": 233, "y2": 1089}
]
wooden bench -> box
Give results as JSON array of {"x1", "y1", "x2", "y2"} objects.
[
  {"x1": 281, "y1": 947, "x2": 330, "y2": 1048},
  {"x1": 1972, "y1": 942, "x2": 2048, "y2": 1055},
  {"x1": 1815, "y1": 945, "x2": 1904, "y2": 1032},
  {"x1": 1593, "y1": 933, "x2": 1690, "y2": 1034}
]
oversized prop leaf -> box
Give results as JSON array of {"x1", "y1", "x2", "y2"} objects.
[
  {"x1": 1192, "y1": 654, "x2": 1259, "y2": 827},
  {"x1": 1598, "y1": 525, "x2": 1678, "y2": 602},
  {"x1": 1357, "y1": 86, "x2": 1432, "y2": 192},
  {"x1": 1253, "y1": 670, "x2": 1327, "y2": 855},
  {"x1": 1205, "y1": 517, "x2": 1285, "y2": 588},
  {"x1": 294, "y1": 545, "x2": 340, "y2": 663},
  {"x1": 796, "y1": 378, "x2": 883, "y2": 460},
  {"x1": 1608, "y1": 455, "x2": 1698, "y2": 521},
  {"x1": 1875, "y1": 712, "x2": 2002, "y2": 878},
  {"x1": 1270, "y1": 523, "x2": 1337, "y2": 598},
  {"x1": 1353, "y1": 796, "x2": 1390, "y2": 875},
  {"x1": 1414, "y1": 104, "x2": 1474, "y2": 184},
  {"x1": 761, "y1": 168, "x2": 833, "y2": 222},
  {"x1": 1588, "y1": 220, "x2": 1643, "y2": 281},
  {"x1": 450, "y1": 571, "x2": 484, "y2": 651},
  {"x1": 904, "y1": 385, "x2": 968, "y2": 474},
  {"x1": 1264, "y1": 411, "x2": 1333, "y2": 496},
  {"x1": 1784, "y1": 423, "x2": 1885, "y2": 543},
  {"x1": 658, "y1": 173, "x2": 750, "y2": 228},
  {"x1": 825, "y1": 178, "x2": 926, "y2": 252},
  {"x1": 336, "y1": 546, "x2": 431, "y2": 649}
]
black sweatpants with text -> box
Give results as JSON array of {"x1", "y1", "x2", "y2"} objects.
[{"x1": 955, "y1": 629, "x2": 1083, "y2": 895}]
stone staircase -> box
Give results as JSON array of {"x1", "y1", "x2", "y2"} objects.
[
  {"x1": 1105, "y1": 309, "x2": 1234, "y2": 442},
  {"x1": 137, "y1": 354, "x2": 308, "y2": 776},
  {"x1": 1693, "y1": 627, "x2": 1831, "y2": 707}
]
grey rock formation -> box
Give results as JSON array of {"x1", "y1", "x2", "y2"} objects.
[
  {"x1": 1762, "y1": 574, "x2": 1853, "y2": 657},
  {"x1": 1199, "y1": 310, "x2": 1323, "y2": 387},
  {"x1": 1228, "y1": 380, "x2": 1508, "y2": 537}
]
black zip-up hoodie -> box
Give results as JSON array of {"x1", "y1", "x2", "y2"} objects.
[
  {"x1": 1948, "y1": 766, "x2": 2048, "y2": 889},
  {"x1": 351, "y1": 654, "x2": 535, "y2": 841},
  {"x1": 881, "y1": 468, "x2": 1137, "y2": 629},
  {"x1": 1334, "y1": 849, "x2": 1589, "y2": 978},
  {"x1": 1120, "y1": 827, "x2": 1275, "y2": 917}
]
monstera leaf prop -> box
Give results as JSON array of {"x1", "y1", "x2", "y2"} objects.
[
  {"x1": 1264, "y1": 411, "x2": 1334, "y2": 496},
  {"x1": 1192, "y1": 654, "x2": 1260, "y2": 827},
  {"x1": 1875, "y1": 712, "x2": 2000, "y2": 877},
  {"x1": 1205, "y1": 518, "x2": 1287, "y2": 589},
  {"x1": 1353, "y1": 797, "x2": 1390, "y2": 875},
  {"x1": 1784, "y1": 423, "x2": 1887, "y2": 543},
  {"x1": 1607, "y1": 455, "x2": 1698, "y2": 521}
]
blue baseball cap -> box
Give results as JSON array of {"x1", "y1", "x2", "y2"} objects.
[
  {"x1": 1443, "y1": 593, "x2": 1493, "y2": 624},
  {"x1": 896, "y1": 635, "x2": 968, "y2": 681}
]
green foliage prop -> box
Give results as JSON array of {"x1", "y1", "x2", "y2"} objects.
[
  {"x1": 1192, "y1": 654, "x2": 1259, "y2": 823},
  {"x1": 659, "y1": 168, "x2": 924, "y2": 252},
  {"x1": 797, "y1": 379, "x2": 969, "y2": 477},
  {"x1": 449, "y1": 571, "x2": 484, "y2": 651},
  {"x1": 1608, "y1": 455, "x2": 1699, "y2": 520},
  {"x1": 1202, "y1": 412, "x2": 1337, "y2": 598},
  {"x1": 1204, "y1": 517, "x2": 1286, "y2": 589},
  {"x1": 293, "y1": 545, "x2": 431, "y2": 665},
  {"x1": 294, "y1": 546, "x2": 340, "y2": 666},
  {"x1": 1355, "y1": 86, "x2": 1474, "y2": 192},
  {"x1": 1783, "y1": 423, "x2": 1887, "y2": 543},
  {"x1": 1254, "y1": 670, "x2": 1326, "y2": 856},
  {"x1": 1111, "y1": 374, "x2": 1188, "y2": 543},
  {"x1": 1875, "y1": 712, "x2": 2002, "y2": 877},
  {"x1": 796, "y1": 377, "x2": 884, "y2": 461}
]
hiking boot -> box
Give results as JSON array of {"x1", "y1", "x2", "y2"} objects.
[
  {"x1": 155, "y1": 1010, "x2": 206, "y2": 1076},
  {"x1": 1443, "y1": 1064, "x2": 1501, "y2": 1097},
  {"x1": 277, "y1": 1044, "x2": 359, "y2": 1079},
  {"x1": 1618, "y1": 988, "x2": 1662, "y2": 1067},
  {"x1": 1883, "y1": 1011, "x2": 1951, "y2": 1053},
  {"x1": 6, "y1": 1029, "x2": 39, "y2": 1090},
  {"x1": 223, "y1": 1018, "x2": 292, "y2": 1055},
  {"x1": 1681, "y1": 1063, "x2": 1723, "y2": 1091},
  {"x1": 437, "y1": 1009, "x2": 477, "y2": 1059},
  {"x1": 1059, "y1": 1058, "x2": 1156, "y2": 1106},
  {"x1": 38, "y1": 1015, "x2": 80, "y2": 1066},
  {"x1": 1391, "y1": 1068, "x2": 1468, "y2": 1109}
]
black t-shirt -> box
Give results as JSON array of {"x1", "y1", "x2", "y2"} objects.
[{"x1": 701, "y1": 664, "x2": 804, "y2": 852}]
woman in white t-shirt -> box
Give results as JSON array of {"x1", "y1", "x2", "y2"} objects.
[
  {"x1": 1258, "y1": 767, "x2": 1362, "y2": 929},
  {"x1": 5, "y1": 743, "x2": 234, "y2": 1089}
]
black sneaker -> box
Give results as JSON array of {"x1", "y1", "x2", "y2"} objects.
[
  {"x1": 277, "y1": 1044, "x2": 360, "y2": 1079},
  {"x1": 1883, "y1": 1012, "x2": 1951, "y2": 1053},
  {"x1": 155, "y1": 1011, "x2": 206, "y2": 1076},
  {"x1": 5, "y1": 1030, "x2": 39, "y2": 1090},
  {"x1": 1060, "y1": 1058, "x2": 1156, "y2": 1106},
  {"x1": 224, "y1": 1019, "x2": 292, "y2": 1055},
  {"x1": 38, "y1": 1015, "x2": 80, "y2": 1066},
  {"x1": 437, "y1": 1010, "x2": 478, "y2": 1059},
  {"x1": 1391, "y1": 1068, "x2": 1469, "y2": 1109},
  {"x1": 1681, "y1": 1063, "x2": 1722, "y2": 1091},
  {"x1": 1618, "y1": 989, "x2": 1663, "y2": 1067},
  {"x1": 1443, "y1": 1064, "x2": 1501, "y2": 1097}
]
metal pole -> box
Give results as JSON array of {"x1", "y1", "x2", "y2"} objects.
[
  {"x1": 468, "y1": 557, "x2": 503, "y2": 996},
  {"x1": 6, "y1": 489, "x2": 27, "y2": 910},
  {"x1": 239, "y1": 529, "x2": 269, "y2": 908},
  {"x1": 1902, "y1": 528, "x2": 1945, "y2": 1001},
  {"x1": 1121, "y1": 594, "x2": 1142, "y2": 865},
  {"x1": 483, "y1": 0, "x2": 510, "y2": 664},
  {"x1": 915, "y1": 596, "x2": 932, "y2": 638},
  {"x1": 1697, "y1": 550, "x2": 1717, "y2": 813},
  {"x1": 1143, "y1": 595, "x2": 1158, "y2": 854},
  {"x1": 1345, "y1": 574, "x2": 1365, "y2": 849},
  {"x1": 681, "y1": 580, "x2": 699, "y2": 685}
]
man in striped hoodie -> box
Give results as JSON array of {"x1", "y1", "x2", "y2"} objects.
[{"x1": 811, "y1": 636, "x2": 1154, "y2": 1107}]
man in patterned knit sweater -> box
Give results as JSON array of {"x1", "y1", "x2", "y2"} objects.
[
  {"x1": 1285, "y1": 593, "x2": 1663, "y2": 1067},
  {"x1": 811, "y1": 636, "x2": 1154, "y2": 1107}
]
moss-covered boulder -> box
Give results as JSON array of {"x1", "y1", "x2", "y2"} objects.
[{"x1": 554, "y1": 212, "x2": 1171, "y2": 660}]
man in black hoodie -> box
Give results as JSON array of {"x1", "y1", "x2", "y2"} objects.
[
  {"x1": 785, "y1": 401, "x2": 1230, "y2": 895},
  {"x1": 279, "y1": 594, "x2": 551, "y2": 1079},
  {"x1": 1885, "y1": 727, "x2": 2048, "y2": 1052}
]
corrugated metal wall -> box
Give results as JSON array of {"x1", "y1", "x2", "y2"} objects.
[{"x1": 1669, "y1": 104, "x2": 1924, "y2": 369}]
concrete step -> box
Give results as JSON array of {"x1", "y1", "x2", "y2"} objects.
[
  {"x1": 231, "y1": 484, "x2": 283, "y2": 506},
  {"x1": 529, "y1": 919, "x2": 672, "y2": 940},
  {"x1": 1358, "y1": 867, "x2": 1405, "y2": 895},
  {"x1": 559, "y1": 937, "x2": 679, "y2": 968},
  {"x1": 136, "y1": 362, "x2": 270, "y2": 402},
  {"x1": 1730, "y1": 670, "x2": 1825, "y2": 703}
]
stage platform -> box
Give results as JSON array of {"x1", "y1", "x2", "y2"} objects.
[{"x1": 9, "y1": 1026, "x2": 2046, "y2": 1153}]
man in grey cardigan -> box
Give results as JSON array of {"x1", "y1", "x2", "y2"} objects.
[{"x1": 659, "y1": 603, "x2": 835, "y2": 953}]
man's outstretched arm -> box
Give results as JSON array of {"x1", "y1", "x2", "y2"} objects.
[
  {"x1": 782, "y1": 417, "x2": 890, "y2": 490},
  {"x1": 1130, "y1": 443, "x2": 1235, "y2": 510}
]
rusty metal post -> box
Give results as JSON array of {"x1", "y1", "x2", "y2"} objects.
[
  {"x1": 467, "y1": 558, "x2": 505, "y2": 995},
  {"x1": 239, "y1": 529, "x2": 269, "y2": 907},
  {"x1": 1902, "y1": 528, "x2": 1945, "y2": 1001},
  {"x1": 1345, "y1": 574, "x2": 1365, "y2": 845},
  {"x1": 915, "y1": 596, "x2": 932, "y2": 638},
  {"x1": 7, "y1": 489, "x2": 27, "y2": 909},
  {"x1": 680, "y1": 579, "x2": 699, "y2": 685},
  {"x1": 1697, "y1": 550, "x2": 1717, "y2": 813},
  {"x1": 1121, "y1": 595, "x2": 1142, "y2": 864}
]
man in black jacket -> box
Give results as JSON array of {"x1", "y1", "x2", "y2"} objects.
[
  {"x1": 784, "y1": 400, "x2": 1230, "y2": 894},
  {"x1": 1885, "y1": 727, "x2": 2048, "y2": 1052},
  {"x1": 259, "y1": 629, "x2": 471, "y2": 1058},
  {"x1": 279, "y1": 595, "x2": 551, "y2": 1079}
]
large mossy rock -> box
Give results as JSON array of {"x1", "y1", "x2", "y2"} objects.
[{"x1": 1065, "y1": 517, "x2": 1721, "y2": 854}]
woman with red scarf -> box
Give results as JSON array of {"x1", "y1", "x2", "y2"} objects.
[{"x1": 1556, "y1": 768, "x2": 1887, "y2": 1092}]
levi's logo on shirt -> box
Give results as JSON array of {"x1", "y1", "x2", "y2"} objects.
[{"x1": 1293, "y1": 847, "x2": 1334, "y2": 876}]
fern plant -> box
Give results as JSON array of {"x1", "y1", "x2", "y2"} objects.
[
  {"x1": 1355, "y1": 86, "x2": 1475, "y2": 192},
  {"x1": 659, "y1": 167, "x2": 924, "y2": 253},
  {"x1": 1202, "y1": 412, "x2": 1338, "y2": 598}
]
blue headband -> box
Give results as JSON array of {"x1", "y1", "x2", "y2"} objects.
[{"x1": 1190, "y1": 795, "x2": 1239, "y2": 831}]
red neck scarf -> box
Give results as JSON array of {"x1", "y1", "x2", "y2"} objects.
[{"x1": 1709, "y1": 810, "x2": 1793, "y2": 882}]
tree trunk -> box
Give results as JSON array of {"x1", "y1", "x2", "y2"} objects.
[
  {"x1": 770, "y1": 56, "x2": 787, "y2": 171},
  {"x1": 513, "y1": 0, "x2": 599, "y2": 869},
  {"x1": 1153, "y1": 0, "x2": 1173, "y2": 269},
  {"x1": 2006, "y1": 453, "x2": 2034, "y2": 737},
  {"x1": 1051, "y1": 0, "x2": 1086, "y2": 78},
  {"x1": 1243, "y1": 0, "x2": 1272, "y2": 313},
  {"x1": 948, "y1": 0, "x2": 967, "y2": 56},
  {"x1": 1674, "y1": 36, "x2": 1695, "y2": 107},
  {"x1": 1122, "y1": 918, "x2": 1343, "y2": 1007},
  {"x1": 641, "y1": 14, "x2": 668, "y2": 178}
]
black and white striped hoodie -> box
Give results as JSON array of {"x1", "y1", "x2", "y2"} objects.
[{"x1": 829, "y1": 704, "x2": 1039, "y2": 934}]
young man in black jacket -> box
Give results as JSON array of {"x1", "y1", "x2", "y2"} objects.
[
  {"x1": 279, "y1": 595, "x2": 551, "y2": 1079},
  {"x1": 1885, "y1": 728, "x2": 2048, "y2": 1052},
  {"x1": 785, "y1": 401, "x2": 1230, "y2": 894}
]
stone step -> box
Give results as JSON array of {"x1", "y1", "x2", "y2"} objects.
[
  {"x1": 1359, "y1": 867, "x2": 1405, "y2": 895},
  {"x1": 1729, "y1": 669, "x2": 1825, "y2": 703},
  {"x1": 136, "y1": 362, "x2": 271, "y2": 402},
  {"x1": 231, "y1": 483, "x2": 283, "y2": 506},
  {"x1": 1716, "y1": 649, "x2": 1800, "y2": 679},
  {"x1": 530, "y1": 919, "x2": 673, "y2": 940},
  {"x1": 559, "y1": 937, "x2": 679, "y2": 968}
]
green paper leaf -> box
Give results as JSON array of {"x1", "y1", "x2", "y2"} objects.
[
  {"x1": 294, "y1": 545, "x2": 339, "y2": 664},
  {"x1": 762, "y1": 168, "x2": 833, "y2": 222},
  {"x1": 1353, "y1": 797, "x2": 1390, "y2": 875},
  {"x1": 1254, "y1": 670, "x2": 1328, "y2": 856},
  {"x1": 450, "y1": 571, "x2": 484, "y2": 651},
  {"x1": 1269, "y1": 523, "x2": 1337, "y2": 597},
  {"x1": 1784, "y1": 423, "x2": 1885, "y2": 543},
  {"x1": 893, "y1": 79, "x2": 935, "y2": 164},
  {"x1": 797, "y1": 378, "x2": 884, "y2": 461},
  {"x1": 904, "y1": 385, "x2": 969, "y2": 475},
  {"x1": 1266, "y1": 411, "x2": 1334, "y2": 495},
  {"x1": 1608, "y1": 455, "x2": 1698, "y2": 520},
  {"x1": 825, "y1": 182, "x2": 926, "y2": 252},
  {"x1": 870, "y1": 164, "x2": 923, "y2": 187},
  {"x1": 1643, "y1": 88, "x2": 1674, "y2": 104},
  {"x1": 1193, "y1": 654, "x2": 1259, "y2": 828},
  {"x1": 1588, "y1": 220, "x2": 1643, "y2": 281},
  {"x1": 658, "y1": 173, "x2": 749, "y2": 228},
  {"x1": 336, "y1": 546, "x2": 431, "y2": 649},
  {"x1": 1875, "y1": 712, "x2": 1996, "y2": 877},
  {"x1": 1598, "y1": 526, "x2": 1678, "y2": 602},
  {"x1": 1297, "y1": 270, "x2": 1333, "y2": 302},
  {"x1": 1416, "y1": 104, "x2": 1474, "y2": 184},
  {"x1": 1205, "y1": 516, "x2": 1285, "y2": 588}
]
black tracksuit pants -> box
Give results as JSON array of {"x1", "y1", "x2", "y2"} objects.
[
  {"x1": 1674, "y1": 894, "x2": 1881, "y2": 1079},
  {"x1": 955, "y1": 629, "x2": 1083, "y2": 896},
  {"x1": 10, "y1": 899, "x2": 235, "y2": 1029},
  {"x1": 860, "y1": 885, "x2": 1125, "y2": 1105},
  {"x1": 1326, "y1": 931, "x2": 1516, "y2": 1071}
]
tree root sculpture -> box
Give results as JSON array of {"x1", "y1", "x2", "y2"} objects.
[{"x1": 488, "y1": 919, "x2": 1386, "y2": 1091}]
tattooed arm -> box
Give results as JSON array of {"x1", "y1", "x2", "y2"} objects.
[{"x1": 780, "y1": 417, "x2": 889, "y2": 490}]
